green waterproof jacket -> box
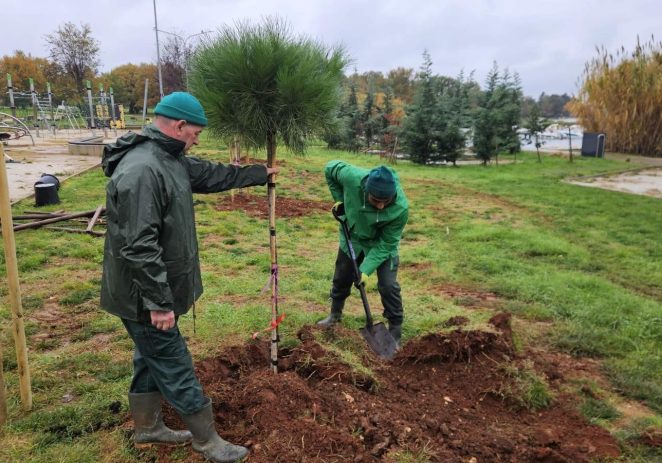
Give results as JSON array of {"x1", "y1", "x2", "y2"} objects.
[
  {"x1": 325, "y1": 160, "x2": 409, "y2": 276},
  {"x1": 100, "y1": 124, "x2": 268, "y2": 321}
]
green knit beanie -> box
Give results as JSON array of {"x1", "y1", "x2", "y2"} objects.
[
  {"x1": 154, "y1": 92, "x2": 208, "y2": 126},
  {"x1": 365, "y1": 166, "x2": 396, "y2": 199}
]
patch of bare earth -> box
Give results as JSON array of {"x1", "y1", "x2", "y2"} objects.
[
  {"x1": 215, "y1": 192, "x2": 330, "y2": 218},
  {"x1": 435, "y1": 283, "x2": 503, "y2": 309},
  {"x1": 147, "y1": 313, "x2": 620, "y2": 463}
]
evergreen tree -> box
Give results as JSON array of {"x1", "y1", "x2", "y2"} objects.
[
  {"x1": 472, "y1": 63, "x2": 523, "y2": 165},
  {"x1": 433, "y1": 76, "x2": 467, "y2": 166},
  {"x1": 400, "y1": 51, "x2": 437, "y2": 164},
  {"x1": 473, "y1": 64, "x2": 500, "y2": 164}
]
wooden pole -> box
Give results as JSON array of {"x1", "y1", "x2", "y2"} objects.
[
  {"x1": 266, "y1": 133, "x2": 279, "y2": 374},
  {"x1": 0, "y1": 341, "x2": 7, "y2": 426},
  {"x1": 0, "y1": 144, "x2": 32, "y2": 411},
  {"x1": 13, "y1": 209, "x2": 104, "y2": 232}
]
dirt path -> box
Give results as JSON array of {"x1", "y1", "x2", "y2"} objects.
[
  {"x1": 569, "y1": 167, "x2": 662, "y2": 199},
  {"x1": 3, "y1": 130, "x2": 130, "y2": 204}
]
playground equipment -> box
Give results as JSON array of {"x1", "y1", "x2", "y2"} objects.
[
  {"x1": 4, "y1": 75, "x2": 125, "y2": 138},
  {"x1": 0, "y1": 112, "x2": 35, "y2": 145},
  {"x1": 79, "y1": 81, "x2": 125, "y2": 133}
]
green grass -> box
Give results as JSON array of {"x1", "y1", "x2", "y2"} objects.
[
  {"x1": 496, "y1": 359, "x2": 555, "y2": 411},
  {"x1": 1, "y1": 140, "x2": 661, "y2": 461}
]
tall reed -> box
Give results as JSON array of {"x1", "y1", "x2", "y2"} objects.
[{"x1": 568, "y1": 36, "x2": 662, "y2": 156}]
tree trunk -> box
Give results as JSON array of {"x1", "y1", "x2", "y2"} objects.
[{"x1": 266, "y1": 132, "x2": 279, "y2": 373}]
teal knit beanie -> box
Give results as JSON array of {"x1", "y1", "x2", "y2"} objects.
[
  {"x1": 154, "y1": 92, "x2": 208, "y2": 126},
  {"x1": 365, "y1": 166, "x2": 396, "y2": 199}
]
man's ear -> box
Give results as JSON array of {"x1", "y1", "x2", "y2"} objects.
[{"x1": 175, "y1": 120, "x2": 187, "y2": 132}]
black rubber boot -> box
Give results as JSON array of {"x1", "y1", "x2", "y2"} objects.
[
  {"x1": 317, "y1": 307, "x2": 343, "y2": 327},
  {"x1": 128, "y1": 391, "x2": 192, "y2": 446},
  {"x1": 181, "y1": 399, "x2": 249, "y2": 463},
  {"x1": 388, "y1": 323, "x2": 402, "y2": 347}
]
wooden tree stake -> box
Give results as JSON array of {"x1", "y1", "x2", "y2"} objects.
[{"x1": 0, "y1": 144, "x2": 32, "y2": 412}]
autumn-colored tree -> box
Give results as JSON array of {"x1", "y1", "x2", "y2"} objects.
[
  {"x1": 45, "y1": 22, "x2": 100, "y2": 95},
  {"x1": 386, "y1": 67, "x2": 415, "y2": 104},
  {"x1": 102, "y1": 63, "x2": 159, "y2": 113},
  {"x1": 0, "y1": 50, "x2": 81, "y2": 105},
  {"x1": 0, "y1": 51, "x2": 49, "y2": 105}
]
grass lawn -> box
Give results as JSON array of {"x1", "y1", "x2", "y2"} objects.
[{"x1": 0, "y1": 138, "x2": 661, "y2": 462}]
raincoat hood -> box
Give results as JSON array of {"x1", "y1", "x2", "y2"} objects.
[{"x1": 102, "y1": 125, "x2": 185, "y2": 177}]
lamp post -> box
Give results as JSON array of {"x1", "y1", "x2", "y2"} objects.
[
  {"x1": 152, "y1": 0, "x2": 164, "y2": 99},
  {"x1": 155, "y1": 29, "x2": 210, "y2": 91}
]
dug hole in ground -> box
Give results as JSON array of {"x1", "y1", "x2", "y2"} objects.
[{"x1": 145, "y1": 314, "x2": 621, "y2": 463}]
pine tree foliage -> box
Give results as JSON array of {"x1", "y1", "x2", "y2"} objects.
[
  {"x1": 189, "y1": 17, "x2": 347, "y2": 155},
  {"x1": 472, "y1": 62, "x2": 523, "y2": 164},
  {"x1": 400, "y1": 51, "x2": 437, "y2": 164}
]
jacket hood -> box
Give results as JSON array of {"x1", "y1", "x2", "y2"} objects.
[{"x1": 102, "y1": 124, "x2": 186, "y2": 176}]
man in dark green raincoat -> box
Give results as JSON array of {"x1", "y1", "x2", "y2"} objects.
[
  {"x1": 318, "y1": 160, "x2": 409, "y2": 345},
  {"x1": 101, "y1": 92, "x2": 276, "y2": 462}
]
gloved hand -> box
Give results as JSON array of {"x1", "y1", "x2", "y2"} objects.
[
  {"x1": 332, "y1": 201, "x2": 344, "y2": 217},
  {"x1": 359, "y1": 272, "x2": 376, "y2": 288}
]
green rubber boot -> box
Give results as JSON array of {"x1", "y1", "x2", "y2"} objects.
[
  {"x1": 181, "y1": 399, "x2": 249, "y2": 463},
  {"x1": 128, "y1": 392, "x2": 192, "y2": 447},
  {"x1": 388, "y1": 323, "x2": 402, "y2": 348},
  {"x1": 316, "y1": 307, "x2": 343, "y2": 327}
]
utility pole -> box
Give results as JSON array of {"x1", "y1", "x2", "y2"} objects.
[{"x1": 153, "y1": 0, "x2": 164, "y2": 99}]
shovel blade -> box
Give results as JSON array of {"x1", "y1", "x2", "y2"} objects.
[{"x1": 360, "y1": 322, "x2": 398, "y2": 360}]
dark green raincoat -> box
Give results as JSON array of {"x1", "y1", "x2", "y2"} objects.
[{"x1": 100, "y1": 124, "x2": 268, "y2": 321}]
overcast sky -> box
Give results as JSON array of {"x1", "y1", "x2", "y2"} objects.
[{"x1": 3, "y1": 0, "x2": 660, "y2": 97}]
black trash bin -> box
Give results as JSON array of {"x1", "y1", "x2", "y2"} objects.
[
  {"x1": 35, "y1": 173, "x2": 60, "y2": 190},
  {"x1": 34, "y1": 173, "x2": 60, "y2": 206}
]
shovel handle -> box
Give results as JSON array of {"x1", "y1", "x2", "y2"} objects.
[{"x1": 333, "y1": 208, "x2": 374, "y2": 329}]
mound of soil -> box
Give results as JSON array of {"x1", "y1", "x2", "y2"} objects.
[
  {"x1": 149, "y1": 316, "x2": 619, "y2": 462},
  {"x1": 215, "y1": 192, "x2": 330, "y2": 218}
]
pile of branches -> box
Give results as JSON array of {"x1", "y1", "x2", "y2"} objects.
[{"x1": 5, "y1": 206, "x2": 106, "y2": 237}]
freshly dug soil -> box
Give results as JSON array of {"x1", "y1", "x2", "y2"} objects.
[
  {"x1": 215, "y1": 192, "x2": 330, "y2": 218},
  {"x1": 148, "y1": 314, "x2": 620, "y2": 462}
]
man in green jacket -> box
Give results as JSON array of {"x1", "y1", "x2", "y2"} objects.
[
  {"x1": 101, "y1": 92, "x2": 277, "y2": 463},
  {"x1": 318, "y1": 160, "x2": 409, "y2": 345}
]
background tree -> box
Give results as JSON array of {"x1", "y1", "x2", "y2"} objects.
[
  {"x1": 190, "y1": 17, "x2": 347, "y2": 371},
  {"x1": 45, "y1": 22, "x2": 100, "y2": 96},
  {"x1": 361, "y1": 86, "x2": 383, "y2": 148},
  {"x1": 400, "y1": 51, "x2": 437, "y2": 164},
  {"x1": 160, "y1": 35, "x2": 193, "y2": 93},
  {"x1": 0, "y1": 51, "x2": 49, "y2": 105},
  {"x1": 524, "y1": 104, "x2": 550, "y2": 163},
  {"x1": 102, "y1": 63, "x2": 159, "y2": 113},
  {"x1": 386, "y1": 67, "x2": 415, "y2": 104},
  {"x1": 472, "y1": 63, "x2": 522, "y2": 165},
  {"x1": 433, "y1": 76, "x2": 467, "y2": 166},
  {"x1": 538, "y1": 92, "x2": 572, "y2": 118}
]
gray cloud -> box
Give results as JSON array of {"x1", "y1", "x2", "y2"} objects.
[{"x1": 3, "y1": 0, "x2": 660, "y2": 96}]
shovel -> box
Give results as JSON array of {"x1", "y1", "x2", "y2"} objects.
[{"x1": 333, "y1": 205, "x2": 398, "y2": 360}]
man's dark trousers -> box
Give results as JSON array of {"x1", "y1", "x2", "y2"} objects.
[
  {"x1": 329, "y1": 248, "x2": 403, "y2": 325},
  {"x1": 122, "y1": 318, "x2": 206, "y2": 415}
]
